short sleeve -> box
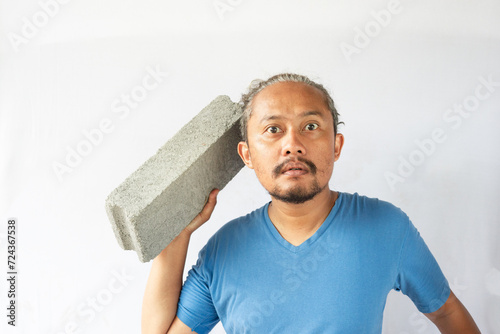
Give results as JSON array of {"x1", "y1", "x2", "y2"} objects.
[
  {"x1": 394, "y1": 220, "x2": 450, "y2": 313},
  {"x1": 177, "y1": 245, "x2": 219, "y2": 334}
]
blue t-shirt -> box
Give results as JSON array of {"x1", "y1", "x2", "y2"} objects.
[{"x1": 177, "y1": 192, "x2": 450, "y2": 333}]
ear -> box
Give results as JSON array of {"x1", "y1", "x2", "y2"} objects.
[
  {"x1": 237, "y1": 141, "x2": 254, "y2": 169},
  {"x1": 334, "y1": 133, "x2": 344, "y2": 162}
]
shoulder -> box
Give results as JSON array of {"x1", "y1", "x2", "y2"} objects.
[
  {"x1": 338, "y1": 192, "x2": 410, "y2": 234},
  {"x1": 204, "y1": 203, "x2": 269, "y2": 249},
  {"x1": 340, "y1": 192, "x2": 407, "y2": 218},
  {"x1": 218, "y1": 203, "x2": 267, "y2": 234},
  {"x1": 191, "y1": 204, "x2": 269, "y2": 273}
]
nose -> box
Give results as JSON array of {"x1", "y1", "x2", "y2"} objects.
[{"x1": 282, "y1": 129, "x2": 306, "y2": 156}]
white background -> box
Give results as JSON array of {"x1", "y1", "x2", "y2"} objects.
[{"x1": 1, "y1": 0, "x2": 499, "y2": 333}]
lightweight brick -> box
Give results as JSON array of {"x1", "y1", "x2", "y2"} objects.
[{"x1": 105, "y1": 95, "x2": 244, "y2": 262}]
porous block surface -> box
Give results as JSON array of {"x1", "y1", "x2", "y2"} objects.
[{"x1": 105, "y1": 96, "x2": 244, "y2": 262}]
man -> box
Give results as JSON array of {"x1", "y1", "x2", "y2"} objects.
[{"x1": 142, "y1": 73, "x2": 480, "y2": 333}]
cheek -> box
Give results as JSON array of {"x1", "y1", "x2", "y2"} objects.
[
  {"x1": 314, "y1": 149, "x2": 336, "y2": 177},
  {"x1": 250, "y1": 141, "x2": 275, "y2": 163},
  {"x1": 318, "y1": 158, "x2": 334, "y2": 176},
  {"x1": 253, "y1": 155, "x2": 273, "y2": 176},
  {"x1": 247, "y1": 145, "x2": 271, "y2": 174}
]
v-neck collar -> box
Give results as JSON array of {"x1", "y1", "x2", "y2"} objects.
[{"x1": 263, "y1": 192, "x2": 343, "y2": 253}]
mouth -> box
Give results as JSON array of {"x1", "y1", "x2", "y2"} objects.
[
  {"x1": 273, "y1": 158, "x2": 317, "y2": 178},
  {"x1": 281, "y1": 163, "x2": 309, "y2": 176}
]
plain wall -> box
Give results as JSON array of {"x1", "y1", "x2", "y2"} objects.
[{"x1": 1, "y1": 0, "x2": 499, "y2": 333}]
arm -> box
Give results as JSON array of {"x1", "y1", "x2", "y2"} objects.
[
  {"x1": 141, "y1": 189, "x2": 219, "y2": 334},
  {"x1": 424, "y1": 289, "x2": 481, "y2": 334}
]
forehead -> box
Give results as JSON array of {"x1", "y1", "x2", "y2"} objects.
[{"x1": 250, "y1": 81, "x2": 330, "y2": 121}]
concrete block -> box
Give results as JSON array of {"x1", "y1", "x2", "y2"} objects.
[{"x1": 105, "y1": 96, "x2": 244, "y2": 262}]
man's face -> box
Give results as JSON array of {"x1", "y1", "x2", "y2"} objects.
[{"x1": 238, "y1": 81, "x2": 344, "y2": 204}]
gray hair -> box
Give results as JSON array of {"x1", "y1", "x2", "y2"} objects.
[{"x1": 238, "y1": 73, "x2": 342, "y2": 142}]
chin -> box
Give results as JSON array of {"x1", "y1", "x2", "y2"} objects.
[{"x1": 269, "y1": 182, "x2": 324, "y2": 204}]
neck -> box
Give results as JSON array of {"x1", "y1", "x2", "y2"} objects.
[{"x1": 268, "y1": 188, "x2": 338, "y2": 246}]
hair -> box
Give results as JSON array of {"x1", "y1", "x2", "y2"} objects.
[{"x1": 238, "y1": 73, "x2": 343, "y2": 142}]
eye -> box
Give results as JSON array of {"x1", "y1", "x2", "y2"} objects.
[
  {"x1": 304, "y1": 123, "x2": 319, "y2": 131},
  {"x1": 266, "y1": 126, "x2": 281, "y2": 134}
]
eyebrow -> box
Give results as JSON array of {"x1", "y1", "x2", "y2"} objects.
[{"x1": 260, "y1": 110, "x2": 324, "y2": 123}]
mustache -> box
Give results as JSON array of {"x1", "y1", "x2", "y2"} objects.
[{"x1": 273, "y1": 157, "x2": 317, "y2": 178}]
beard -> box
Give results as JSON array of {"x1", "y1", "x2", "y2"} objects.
[
  {"x1": 268, "y1": 157, "x2": 324, "y2": 204},
  {"x1": 269, "y1": 180, "x2": 325, "y2": 204}
]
